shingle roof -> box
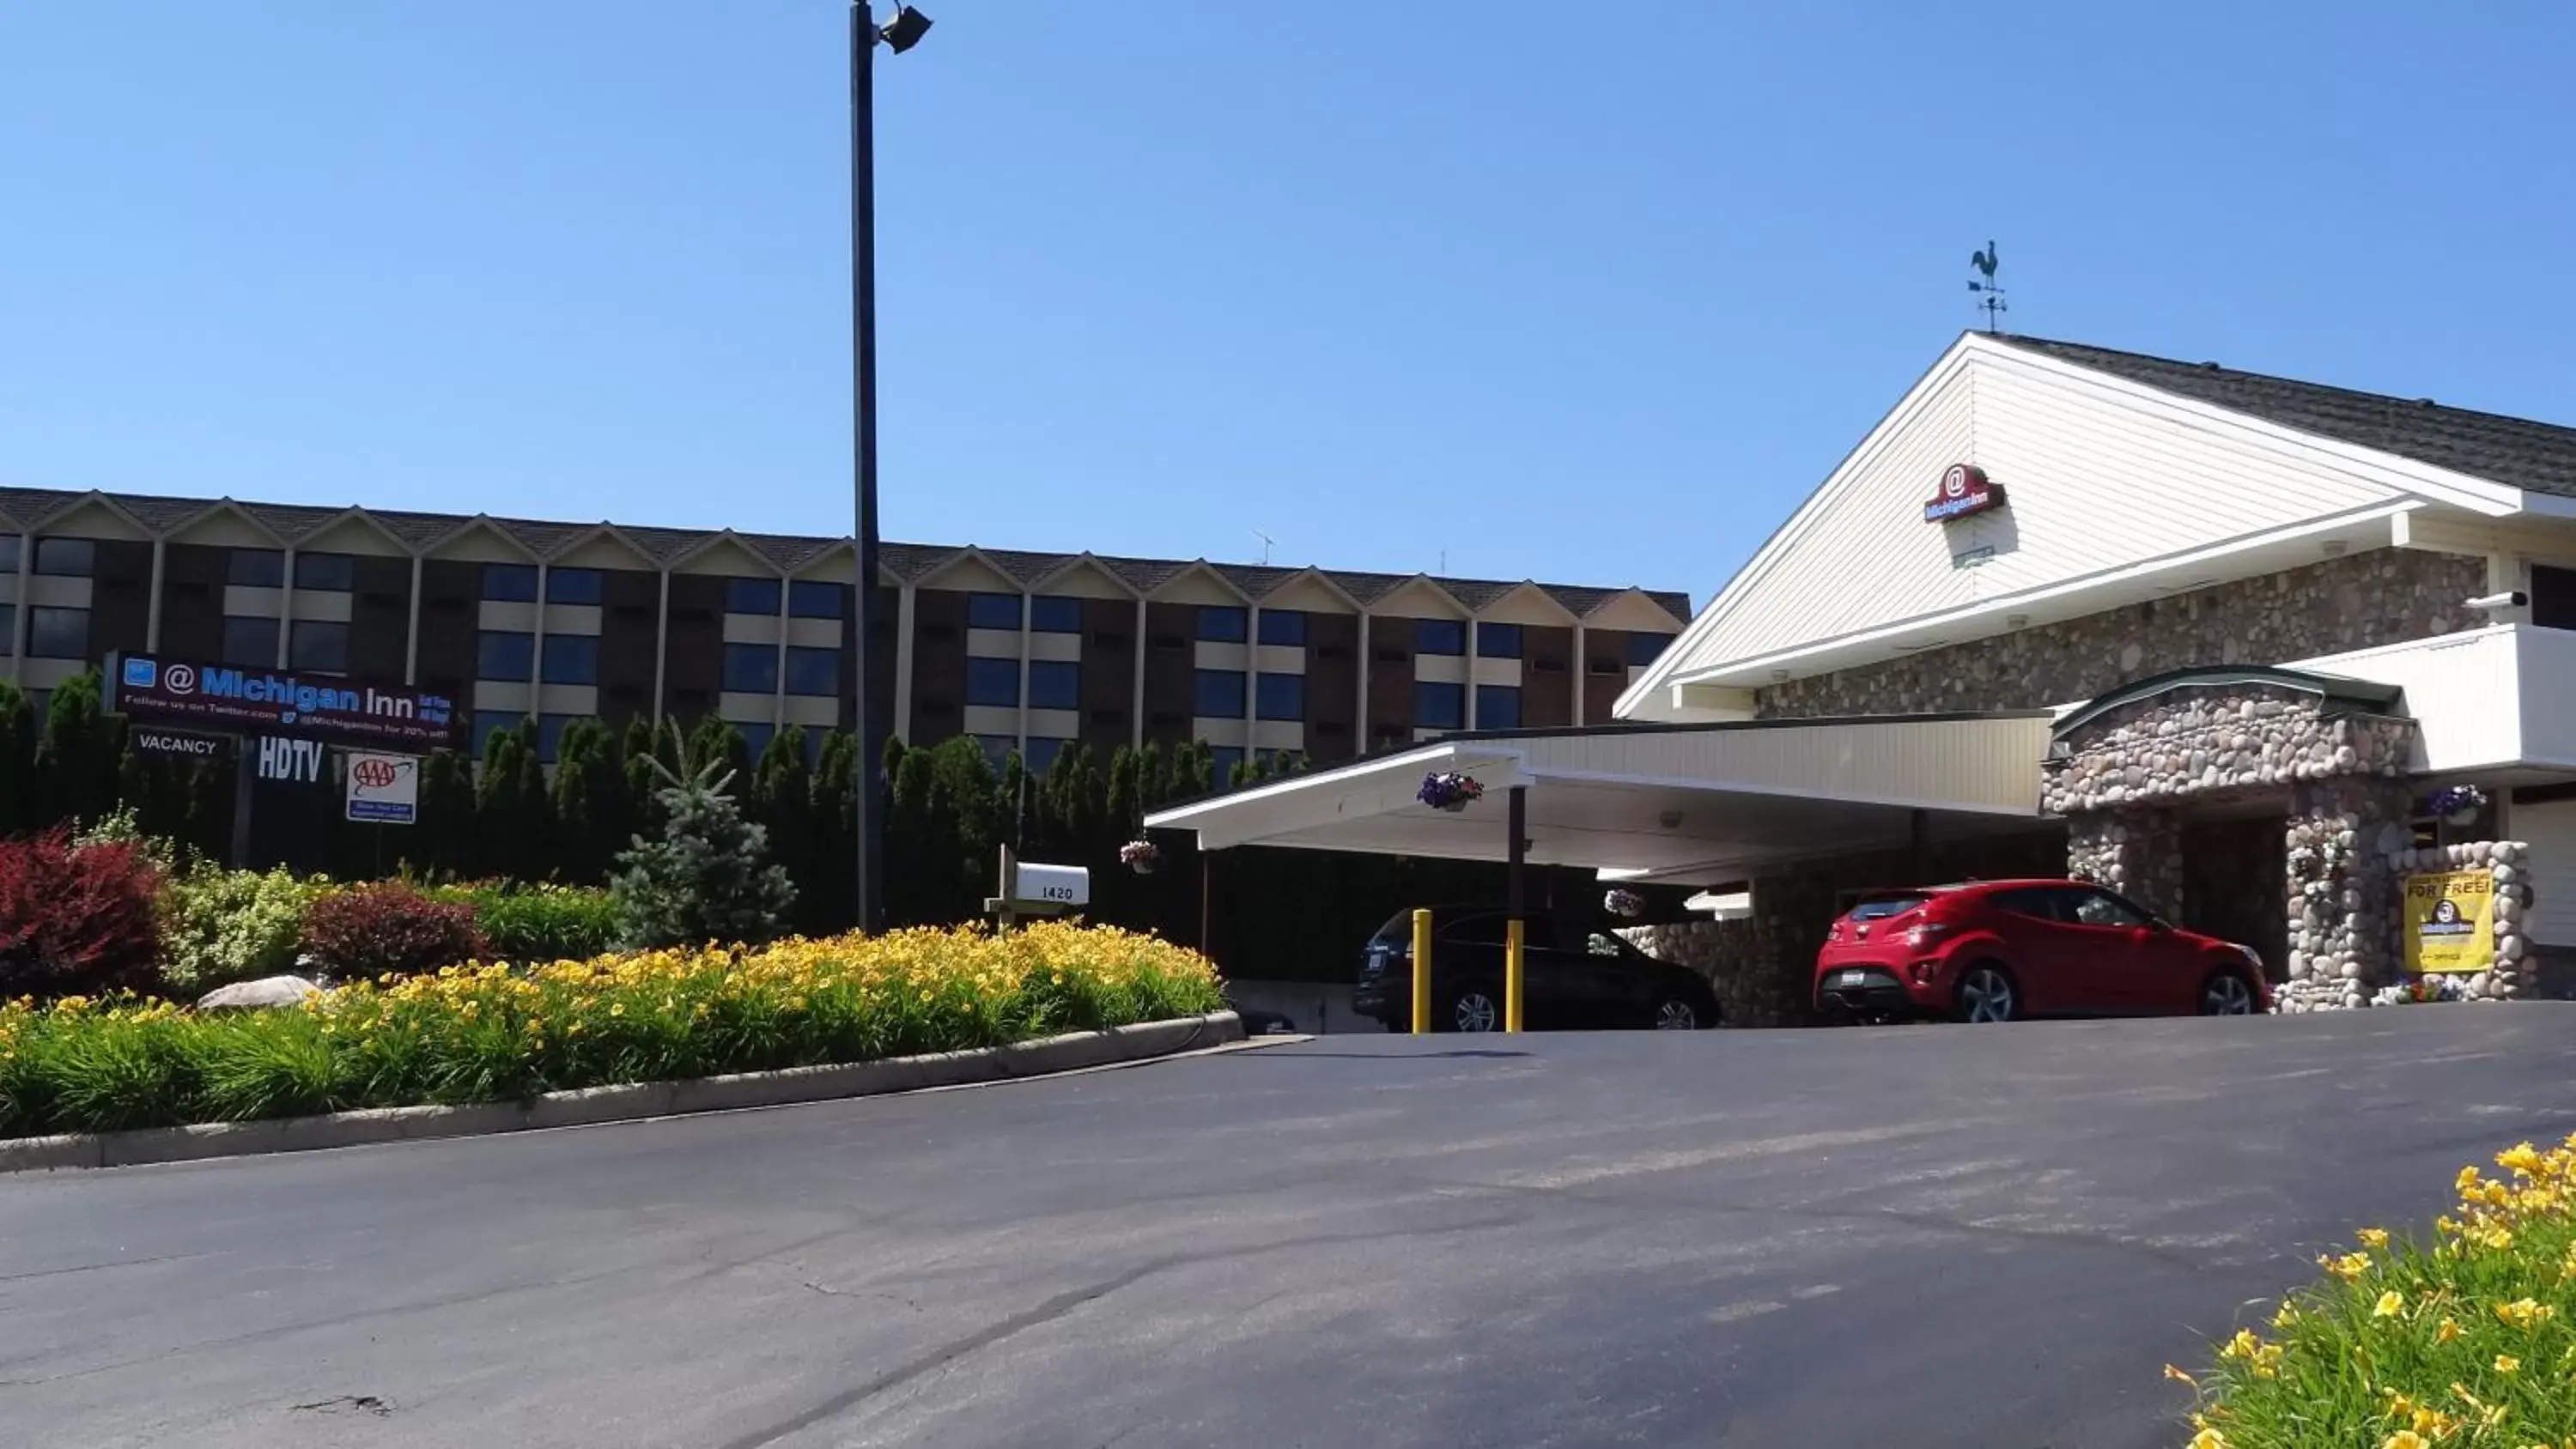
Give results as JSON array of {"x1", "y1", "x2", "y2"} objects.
[{"x1": 1997, "y1": 335, "x2": 2576, "y2": 499}]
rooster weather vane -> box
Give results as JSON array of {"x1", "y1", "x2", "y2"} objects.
[{"x1": 1967, "y1": 240, "x2": 2006, "y2": 332}]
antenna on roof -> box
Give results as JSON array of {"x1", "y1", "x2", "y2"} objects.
[
  {"x1": 1966, "y1": 239, "x2": 2006, "y2": 333},
  {"x1": 1251, "y1": 528, "x2": 1274, "y2": 566}
]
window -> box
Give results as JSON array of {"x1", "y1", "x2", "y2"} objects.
[
  {"x1": 33, "y1": 538, "x2": 94, "y2": 578},
  {"x1": 723, "y1": 642, "x2": 780, "y2": 694},
  {"x1": 227, "y1": 549, "x2": 285, "y2": 588},
  {"x1": 1211, "y1": 745, "x2": 1245, "y2": 784},
  {"x1": 724, "y1": 577, "x2": 784, "y2": 616},
  {"x1": 0, "y1": 603, "x2": 11, "y2": 656},
  {"x1": 2068, "y1": 888, "x2": 2155, "y2": 929},
  {"x1": 1194, "y1": 668, "x2": 1246, "y2": 717},
  {"x1": 1030, "y1": 595, "x2": 1084, "y2": 634},
  {"x1": 1414, "y1": 618, "x2": 1465, "y2": 656},
  {"x1": 975, "y1": 735, "x2": 1017, "y2": 772},
  {"x1": 0, "y1": 535, "x2": 16, "y2": 573},
  {"x1": 1588, "y1": 654, "x2": 1624, "y2": 676},
  {"x1": 1258, "y1": 609, "x2": 1306, "y2": 647},
  {"x1": 1255, "y1": 672, "x2": 1304, "y2": 721},
  {"x1": 1476, "y1": 683, "x2": 1521, "y2": 729},
  {"x1": 472, "y1": 711, "x2": 526, "y2": 760},
  {"x1": 785, "y1": 646, "x2": 839, "y2": 696},
  {"x1": 788, "y1": 580, "x2": 844, "y2": 619},
  {"x1": 477, "y1": 630, "x2": 535, "y2": 681},
  {"x1": 1024, "y1": 737, "x2": 1069, "y2": 772},
  {"x1": 222, "y1": 616, "x2": 278, "y2": 667},
  {"x1": 289, "y1": 620, "x2": 349, "y2": 673},
  {"x1": 2534, "y1": 566, "x2": 2576, "y2": 630},
  {"x1": 1990, "y1": 888, "x2": 2066, "y2": 923},
  {"x1": 537, "y1": 714, "x2": 578, "y2": 765},
  {"x1": 966, "y1": 657, "x2": 1020, "y2": 707},
  {"x1": 967, "y1": 592, "x2": 1023, "y2": 631},
  {"x1": 738, "y1": 722, "x2": 775, "y2": 761},
  {"x1": 1625, "y1": 632, "x2": 1676, "y2": 667},
  {"x1": 1413, "y1": 681, "x2": 1465, "y2": 731},
  {"x1": 1476, "y1": 622, "x2": 1522, "y2": 659},
  {"x1": 28, "y1": 607, "x2": 88, "y2": 659},
  {"x1": 1197, "y1": 605, "x2": 1248, "y2": 643},
  {"x1": 543, "y1": 634, "x2": 600, "y2": 685},
  {"x1": 546, "y1": 568, "x2": 603, "y2": 605},
  {"x1": 293, "y1": 553, "x2": 354, "y2": 591},
  {"x1": 481, "y1": 564, "x2": 539, "y2": 602},
  {"x1": 1029, "y1": 659, "x2": 1080, "y2": 710}
]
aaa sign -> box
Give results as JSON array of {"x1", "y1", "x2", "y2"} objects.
[
  {"x1": 2403, "y1": 869, "x2": 2494, "y2": 974},
  {"x1": 345, "y1": 752, "x2": 420, "y2": 826}
]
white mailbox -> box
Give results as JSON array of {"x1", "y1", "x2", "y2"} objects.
[{"x1": 986, "y1": 846, "x2": 1091, "y2": 928}]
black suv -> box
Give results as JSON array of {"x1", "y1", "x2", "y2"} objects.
[{"x1": 1352, "y1": 906, "x2": 1721, "y2": 1033}]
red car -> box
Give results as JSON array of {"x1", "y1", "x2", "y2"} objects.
[{"x1": 1814, "y1": 879, "x2": 2269, "y2": 1023}]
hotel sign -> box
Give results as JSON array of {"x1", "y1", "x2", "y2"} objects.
[
  {"x1": 1924, "y1": 464, "x2": 2008, "y2": 524},
  {"x1": 109, "y1": 654, "x2": 459, "y2": 753}
]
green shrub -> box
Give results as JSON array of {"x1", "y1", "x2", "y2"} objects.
[
  {"x1": 611, "y1": 757, "x2": 794, "y2": 949},
  {"x1": 159, "y1": 866, "x2": 327, "y2": 997},
  {"x1": 428, "y1": 883, "x2": 618, "y2": 964}
]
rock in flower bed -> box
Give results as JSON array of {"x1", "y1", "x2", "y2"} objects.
[
  {"x1": 0, "y1": 923, "x2": 1225, "y2": 1137},
  {"x1": 2166, "y1": 1135, "x2": 2576, "y2": 1447}
]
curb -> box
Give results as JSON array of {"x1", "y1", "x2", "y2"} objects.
[{"x1": 0, "y1": 1010, "x2": 1244, "y2": 1173}]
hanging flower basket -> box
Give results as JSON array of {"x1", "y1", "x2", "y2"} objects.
[
  {"x1": 1417, "y1": 771, "x2": 1485, "y2": 813},
  {"x1": 1120, "y1": 840, "x2": 1162, "y2": 876},
  {"x1": 2427, "y1": 784, "x2": 2488, "y2": 828},
  {"x1": 1603, "y1": 888, "x2": 1645, "y2": 919}
]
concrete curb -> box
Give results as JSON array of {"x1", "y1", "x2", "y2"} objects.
[{"x1": 0, "y1": 1011, "x2": 1243, "y2": 1173}]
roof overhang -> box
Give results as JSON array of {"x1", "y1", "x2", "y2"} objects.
[{"x1": 1143, "y1": 714, "x2": 2054, "y2": 884}]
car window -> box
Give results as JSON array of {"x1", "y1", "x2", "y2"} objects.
[
  {"x1": 1847, "y1": 893, "x2": 1931, "y2": 922},
  {"x1": 1439, "y1": 913, "x2": 1508, "y2": 946},
  {"x1": 1990, "y1": 888, "x2": 2066, "y2": 923},
  {"x1": 1583, "y1": 931, "x2": 1624, "y2": 959},
  {"x1": 2068, "y1": 889, "x2": 2151, "y2": 929}
]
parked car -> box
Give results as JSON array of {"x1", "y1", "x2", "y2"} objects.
[
  {"x1": 1814, "y1": 879, "x2": 2269, "y2": 1023},
  {"x1": 1352, "y1": 906, "x2": 1721, "y2": 1033}
]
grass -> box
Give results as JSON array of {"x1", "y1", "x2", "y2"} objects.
[
  {"x1": 2170, "y1": 1136, "x2": 2576, "y2": 1448},
  {"x1": 0, "y1": 923, "x2": 1226, "y2": 1137}
]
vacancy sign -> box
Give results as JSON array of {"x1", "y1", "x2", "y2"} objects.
[{"x1": 345, "y1": 752, "x2": 421, "y2": 825}]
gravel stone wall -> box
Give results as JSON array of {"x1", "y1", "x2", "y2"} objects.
[
  {"x1": 2066, "y1": 810, "x2": 2184, "y2": 919},
  {"x1": 2273, "y1": 778, "x2": 2414, "y2": 1012},
  {"x1": 2372, "y1": 840, "x2": 2538, "y2": 1005},
  {"x1": 2042, "y1": 686, "x2": 2416, "y2": 817}
]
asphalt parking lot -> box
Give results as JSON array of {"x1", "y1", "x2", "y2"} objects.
[{"x1": 6, "y1": 1007, "x2": 2576, "y2": 1448}]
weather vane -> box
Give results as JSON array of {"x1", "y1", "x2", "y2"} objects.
[{"x1": 1967, "y1": 239, "x2": 2006, "y2": 332}]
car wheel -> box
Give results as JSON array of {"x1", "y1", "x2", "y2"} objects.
[
  {"x1": 1953, "y1": 962, "x2": 2020, "y2": 1023},
  {"x1": 2198, "y1": 970, "x2": 2258, "y2": 1016},
  {"x1": 1649, "y1": 994, "x2": 1711, "y2": 1030},
  {"x1": 1443, "y1": 985, "x2": 1503, "y2": 1033}
]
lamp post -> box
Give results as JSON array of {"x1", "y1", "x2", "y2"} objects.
[{"x1": 852, "y1": 3, "x2": 930, "y2": 934}]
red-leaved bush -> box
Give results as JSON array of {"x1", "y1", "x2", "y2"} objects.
[
  {"x1": 300, "y1": 883, "x2": 487, "y2": 983},
  {"x1": 0, "y1": 829, "x2": 165, "y2": 998}
]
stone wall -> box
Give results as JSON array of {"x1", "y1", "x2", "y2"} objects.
[
  {"x1": 1756, "y1": 549, "x2": 2485, "y2": 718},
  {"x1": 2066, "y1": 810, "x2": 2184, "y2": 919},
  {"x1": 2374, "y1": 840, "x2": 2538, "y2": 1004},
  {"x1": 2273, "y1": 778, "x2": 2414, "y2": 1012},
  {"x1": 2043, "y1": 687, "x2": 2417, "y2": 816}
]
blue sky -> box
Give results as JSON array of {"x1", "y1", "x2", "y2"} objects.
[{"x1": 4, "y1": 3, "x2": 2573, "y2": 604}]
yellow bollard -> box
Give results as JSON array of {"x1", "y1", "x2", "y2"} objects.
[
  {"x1": 1411, "y1": 907, "x2": 1434, "y2": 1034},
  {"x1": 1504, "y1": 918, "x2": 1526, "y2": 1033}
]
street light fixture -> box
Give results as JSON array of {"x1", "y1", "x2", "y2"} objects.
[{"x1": 852, "y1": 2, "x2": 929, "y2": 935}]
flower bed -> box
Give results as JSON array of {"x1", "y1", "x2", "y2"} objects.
[
  {"x1": 0, "y1": 924, "x2": 1225, "y2": 1137},
  {"x1": 2169, "y1": 1135, "x2": 2576, "y2": 1446}
]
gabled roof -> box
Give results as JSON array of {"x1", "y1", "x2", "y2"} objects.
[{"x1": 1996, "y1": 336, "x2": 2576, "y2": 500}]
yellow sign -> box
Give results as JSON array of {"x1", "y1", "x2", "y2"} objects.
[{"x1": 2403, "y1": 870, "x2": 2494, "y2": 974}]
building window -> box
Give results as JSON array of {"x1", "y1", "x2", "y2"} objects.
[
  {"x1": 1024, "y1": 737, "x2": 1069, "y2": 772},
  {"x1": 289, "y1": 620, "x2": 349, "y2": 673},
  {"x1": 1476, "y1": 684, "x2": 1522, "y2": 730},
  {"x1": 1476, "y1": 622, "x2": 1522, "y2": 659},
  {"x1": 1197, "y1": 605, "x2": 1248, "y2": 643},
  {"x1": 222, "y1": 616, "x2": 279, "y2": 667},
  {"x1": 1414, "y1": 618, "x2": 1466, "y2": 656},
  {"x1": 1029, "y1": 659, "x2": 1080, "y2": 710},
  {"x1": 1030, "y1": 595, "x2": 1084, "y2": 634},
  {"x1": 1625, "y1": 632, "x2": 1676, "y2": 667},
  {"x1": 546, "y1": 568, "x2": 604, "y2": 605},
  {"x1": 0, "y1": 603, "x2": 12, "y2": 656},
  {"x1": 227, "y1": 549, "x2": 285, "y2": 588},
  {"x1": 1414, "y1": 681, "x2": 1464, "y2": 731},
  {"x1": 543, "y1": 634, "x2": 600, "y2": 685},
  {"x1": 788, "y1": 580, "x2": 844, "y2": 619},
  {"x1": 2533, "y1": 566, "x2": 2576, "y2": 630},
  {"x1": 33, "y1": 538, "x2": 94, "y2": 578},
  {"x1": 967, "y1": 592, "x2": 1023, "y2": 631},
  {"x1": 785, "y1": 646, "x2": 840, "y2": 696},
  {"x1": 975, "y1": 735, "x2": 1017, "y2": 772},
  {"x1": 477, "y1": 630, "x2": 535, "y2": 681},
  {"x1": 481, "y1": 564, "x2": 539, "y2": 603},
  {"x1": 27, "y1": 607, "x2": 88, "y2": 660},
  {"x1": 724, "y1": 577, "x2": 784, "y2": 616},
  {"x1": 966, "y1": 657, "x2": 1020, "y2": 707},
  {"x1": 0, "y1": 535, "x2": 17, "y2": 573},
  {"x1": 723, "y1": 642, "x2": 780, "y2": 694},
  {"x1": 294, "y1": 553, "x2": 355, "y2": 591},
  {"x1": 472, "y1": 711, "x2": 526, "y2": 760},
  {"x1": 1258, "y1": 609, "x2": 1307, "y2": 647},
  {"x1": 1211, "y1": 745, "x2": 1246, "y2": 784},
  {"x1": 1255, "y1": 672, "x2": 1304, "y2": 721},
  {"x1": 1194, "y1": 668, "x2": 1246, "y2": 717},
  {"x1": 738, "y1": 722, "x2": 776, "y2": 761}
]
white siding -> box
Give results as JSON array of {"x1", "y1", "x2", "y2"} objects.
[{"x1": 2513, "y1": 799, "x2": 2576, "y2": 947}]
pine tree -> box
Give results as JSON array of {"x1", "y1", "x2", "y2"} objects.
[
  {"x1": 808, "y1": 728, "x2": 860, "y2": 931},
  {"x1": 416, "y1": 748, "x2": 477, "y2": 876},
  {"x1": 623, "y1": 717, "x2": 677, "y2": 844},
  {"x1": 610, "y1": 755, "x2": 797, "y2": 949},
  {"x1": 752, "y1": 724, "x2": 815, "y2": 916},
  {"x1": 0, "y1": 680, "x2": 38, "y2": 834},
  {"x1": 475, "y1": 718, "x2": 544, "y2": 881},
  {"x1": 550, "y1": 717, "x2": 622, "y2": 883},
  {"x1": 1105, "y1": 745, "x2": 1142, "y2": 836},
  {"x1": 686, "y1": 714, "x2": 750, "y2": 786},
  {"x1": 36, "y1": 670, "x2": 118, "y2": 827}
]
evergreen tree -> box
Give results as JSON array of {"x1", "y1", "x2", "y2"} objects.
[
  {"x1": 752, "y1": 724, "x2": 815, "y2": 914},
  {"x1": 549, "y1": 717, "x2": 623, "y2": 883},
  {"x1": 474, "y1": 718, "x2": 544, "y2": 881},
  {"x1": 416, "y1": 749, "x2": 477, "y2": 877},
  {"x1": 997, "y1": 749, "x2": 1030, "y2": 851},
  {"x1": 611, "y1": 755, "x2": 797, "y2": 949},
  {"x1": 686, "y1": 714, "x2": 750, "y2": 786},
  {"x1": 1105, "y1": 745, "x2": 1142, "y2": 836},
  {"x1": 623, "y1": 717, "x2": 678, "y2": 844},
  {"x1": 0, "y1": 681, "x2": 38, "y2": 834},
  {"x1": 808, "y1": 728, "x2": 860, "y2": 931},
  {"x1": 36, "y1": 670, "x2": 118, "y2": 826}
]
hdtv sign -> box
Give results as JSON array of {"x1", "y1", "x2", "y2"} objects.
[{"x1": 111, "y1": 654, "x2": 459, "y2": 752}]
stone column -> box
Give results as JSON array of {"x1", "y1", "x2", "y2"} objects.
[
  {"x1": 2277, "y1": 777, "x2": 2410, "y2": 1011},
  {"x1": 2065, "y1": 808, "x2": 2184, "y2": 919}
]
